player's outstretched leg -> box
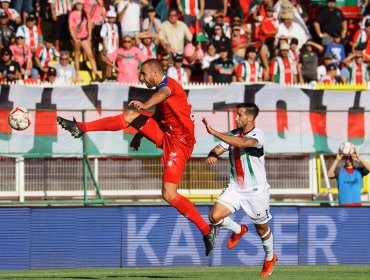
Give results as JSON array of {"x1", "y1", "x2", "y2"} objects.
[
  {"x1": 57, "y1": 113, "x2": 131, "y2": 138},
  {"x1": 57, "y1": 116, "x2": 85, "y2": 138},
  {"x1": 203, "y1": 224, "x2": 219, "y2": 256}
]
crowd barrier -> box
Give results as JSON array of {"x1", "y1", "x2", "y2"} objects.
[{"x1": 0, "y1": 205, "x2": 369, "y2": 270}]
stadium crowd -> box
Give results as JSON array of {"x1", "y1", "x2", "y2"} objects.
[{"x1": 0, "y1": 0, "x2": 370, "y2": 85}]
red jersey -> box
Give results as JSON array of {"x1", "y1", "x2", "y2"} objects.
[{"x1": 155, "y1": 76, "x2": 195, "y2": 147}]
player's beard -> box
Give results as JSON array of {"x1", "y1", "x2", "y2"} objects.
[{"x1": 144, "y1": 75, "x2": 155, "y2": 88}]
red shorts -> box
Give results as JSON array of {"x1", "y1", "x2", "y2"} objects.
[{"x1": 140, "y1": 118, "x2": 194, "y2": 184}]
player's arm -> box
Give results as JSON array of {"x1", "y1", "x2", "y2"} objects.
[
  {"x1": 206, "y1": 145, "x2": 226, "y2": 166},
  {"x1": 129, "y1": 87, "x2": 170, "y2": 110},
  {"x1": 202, "y1": 118, "x2": 257, "y2": 148},
  {"x1": 327, "y1": 153, "x2": 342, "y2": 178},
  {"x1": 352, "y1": 148, "x2": 370, "y2": 172}
]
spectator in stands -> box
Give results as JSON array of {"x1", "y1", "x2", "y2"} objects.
[
  {"x1": 208, "y1": 45, "x2": 236, "y2": 84},
  {"x1": 230, "y1": 14, "x2": 242, "y2": 30},
  {"x1": 182, "y1": 39, "x2": 204, "y2": 82},
  {"x1": 10, "y1": 0, "x2": 33, "y2": 23},
  {"x1": 34, "y1": 37, "x2": 60, "y2": 80},
  {"x1": 142, "y1": 6, "x2": 161, "y2": 34},
  {"x1": 143, "y1": 6, "x2": 162, "y2": 35},
  {"x1": 270, "y1": 42, "x2": 297, "y2": 85},
  {"x1": 176, "y1": 0, "x2": 203, "y2": 30},
  {"x1": 203, "y1": 0, "x2": 227, "y2": 17},
  {"x1": 53, "y1": 50, "x2": 78, "y2": 84},
  {"x1": 10, "y1": 33, "x2": 33, "y2": 78},
  {"x1": 0, "y1": 0, "x2": 21, "y2": 26},
  {"x1": 320, "y1": 63, "x2": 338, "y2": 84},
  {"x1": 317, "y1": 53, "x2": 341, "y2": 81},
  {"x1": 117, "y1": 0, "x2": 141, "y2": 38},
  {"x1": 159, "y1": 8, "x2": 192, "y2": 55},
  {"x1": 201, "y1": 42, "x2": 219, "y2": 82},
  {"x1": 1, "y1": 63, "x2": 17, "y2": 82},
  {"x1": 69, "y1": 0, "x2": 102, "y2": 82},
  {"x1": 361, "y1": 13, "x2": 370, "y2": 29},
  {"x1": 167, "y1": 53, "x2": 188, "y2": 84},
  {"x1": 34, "y1": 0, "x2": 53, "y2": 47},
  {"x1": 103, "y1": 35, "x2": 147, "y2": 83},
  {"x1": 210, "y1": 23, "x2": 232, "y2": 57},
  {"x1": 298, "y1": 39, "x2": 323, "y2": 84},
  {"x1": 276, "y1": 11, "x2": 309, "y2": 50},
  {"x1": 259, "y1": 5, "x2": 278, "y2": 42},
  {"x1": 352, "y1": 19, "x2": 370, "y2": 60},
  {"x1": 16, "y1": 14, "x2": 41, "y2": 54},
  {"x1": 0, "y1": 11, "x2": 14, "y2": 49},
  {"x1": 314, "y1": 0, "x2": 347, "y2": 46},
  {"x1": 44, "y1": 66, "x2": 57, "y2": 83},
  {"x1": 325, "y1": 32, "x2": 346, "y2": 64},
  {"x1": 0, "y1": 47, "x2": 20, "y2": 80},
  {"x1": 328, "y1": 148, "x2": 370, "y2": 206},
  {"x1": 100, "y1": 10, "x2": 119, "y2": 80},
  {"x1": 236, "y1": 46, "x2": 262, "y2": 82},
  {"x1": 135, "y1": 31, "x2": 159, "y2": 59},
  {"x1": 289, "y1": 37, "x2": 299, "y2": 66},
  {"x1": 231, "y1": 25, "x2": 251, "y2": 68},
  {"x1": 259, "y1": 36, "x2": 275, "y2": 81},
  {"x1": 49, "y1": 0, "x2": 72, "y2": 51},
  {"x1": 343, "y1": 49, "x2": 370, "y2": 84},
  {"x1": 204, "y1": 10, "x2": 230, "y2": 39},
  {"x1": 159, "y1": 51, "x2": 170, "y2": 75},
  {"x1": 84, "y1": 0, "x2": 106, "y2": 63}
]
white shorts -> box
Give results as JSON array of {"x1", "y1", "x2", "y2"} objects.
[{"x1": 216, "y1": 184, "x2": 272, "y2": 225}]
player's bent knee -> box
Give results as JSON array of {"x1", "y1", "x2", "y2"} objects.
[
  {"x1": 209, "y1": 212, "x2": 222, "y2": 224},
  {"x1": 130, "y1": 114, "x2": 149, "y2": 130}
]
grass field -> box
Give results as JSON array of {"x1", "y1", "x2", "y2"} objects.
[{"x1": 0, "y1": 266, "x2": 369, "y2": 280}]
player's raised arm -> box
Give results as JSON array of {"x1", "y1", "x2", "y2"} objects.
[
  {"x1": 129, "y1": 87, "x2": 170, "y2": 110},
  {"x1": 202, "y1": 117, "x2": 257, "y2": 148}
]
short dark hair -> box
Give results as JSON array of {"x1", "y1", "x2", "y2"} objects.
[
  {"x1": 237, "y1": 102, "x2": 259, "y2": 119},
  {"x1": 142, "y1": 58, "x2": 164, "y2": 74}
]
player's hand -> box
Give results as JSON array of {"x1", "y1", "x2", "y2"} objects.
[
  {"x1": 202, "y1": 117, "x2": 216, "y2": 135},
  {"x1": 336, "y1": 152, "x2": 343, "y2": 160},
  {"x1": 351, "y1": 147, "x2": 359, "y2": 159},
  {"x1": 129, "y1": 100, "x2": 147, "y2": 110},
  {"x1": 206, "y1": 156, "x2": 218, "y2": 166}
]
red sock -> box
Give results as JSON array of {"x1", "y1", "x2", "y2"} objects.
[
  {"x1": 77, "y1": 114, "x2": 128, "y2": 132},
  {"x1": 170, "y1": 194, "x2": 210, "y2": 236}
]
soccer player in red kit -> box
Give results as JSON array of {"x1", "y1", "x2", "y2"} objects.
[{"x1": 57, "y1": 58, "x2": 218, "y2": 256}]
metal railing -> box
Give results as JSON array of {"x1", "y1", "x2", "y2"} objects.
[{"x1": 0, "y1": 155, "x2": 318, "y2": 202}]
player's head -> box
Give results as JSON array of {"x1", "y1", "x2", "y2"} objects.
[
  {"x1": 235, "y1": 103, "x2": 259, "y2": 130},
  {"x1": 237, "y1": 103, "x2": 259, "y2": 119},
  {"x1": 140, "y1": 58, "x2": 164, "y2": 88},
  {"x1": 343, "y1": 155, "x2": 354, "y2": 168}
]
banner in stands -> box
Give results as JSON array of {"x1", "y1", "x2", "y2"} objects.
[{"x1": 1, "y1": 83, "x2": 370, "y2": 156}]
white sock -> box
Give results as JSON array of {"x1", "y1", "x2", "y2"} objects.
[
  {"x1": 221, "y1": 216, "x2": 241, "y2": 234},
  {"x1": 261, "y1": 228, "x2": 274, "y2": 261}
]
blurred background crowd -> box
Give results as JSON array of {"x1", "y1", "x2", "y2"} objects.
[{"x1": 0, "y1": 0, "x2": 370, "y2": 85}]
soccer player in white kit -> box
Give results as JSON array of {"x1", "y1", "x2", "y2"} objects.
[{"x1": 202, "y1": 102, "x2": 277, "y2": 278}]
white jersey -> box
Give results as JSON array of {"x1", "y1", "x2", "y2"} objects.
[
  {"x1": 219, "y1": 127, "x2": 270, "y2": 194},
  {"x1": 100, "y1": 22, "x2": 119, "y2": 54}
]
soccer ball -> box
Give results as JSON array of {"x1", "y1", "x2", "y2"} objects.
[
  {"x1": 339, "y1": 141, "x2": 354, "y2": 156},
  {"x1": 8, "y1": 107, "x2": 31, "y2": 131}
]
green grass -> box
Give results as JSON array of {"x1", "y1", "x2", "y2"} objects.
[{"x1": 0, "y1": 266, "x2": 369, "y2": 280}]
